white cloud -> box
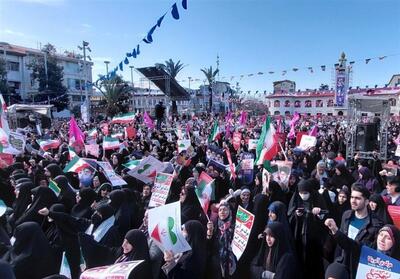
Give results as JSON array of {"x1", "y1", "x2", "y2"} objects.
[
  {"x1": 81, "y1": 23, "x2": 92, "y2": 29},
  {"x1": 1, "y1": 29, "x2": 26, "y2": 37}
]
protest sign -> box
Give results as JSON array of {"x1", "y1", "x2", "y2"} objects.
[
  {"x1": 298, "y1": 135, "x2": 317, "y2": 150},
  {"x1": 147, "y1": 201, "x2": 192, "y2": 254},
  {"x1": 388, "y1": 206, "x2": 400, "y2": 229},
  {"x1": 177, "y1": 139, "x2": 191, "y2": 153},
  {"x1": 148, "y1": 172, "x2": 174, "y2": 207},
  {"x1": 271, "y1": 161, "x2": 293, "y2": 189},
  {"x1": 7, "y1": 132, "x2": 26, "y2": 154},
  {"x1": 355, "y1": 245, "x2": 400, "y2": 279},
  {"x1": 232, "y1": 206, "x2": 255, "y2": 261},
  {"x1": 97, "y1": 161, "x2": 127, "y2": 187},
  {"x1": 127, "y1": 156, "x2": 165, "y2": 184},
  {"x1": 248, "y1": 139, "x2": 258, "y2": 150},
  {"x1": 233, "y1": 132, "x2": 242, "y2": 151},
  {"x1": 85, "y1": 144, "x2": 99, "y2": 158},
  {"x1": 80, "y1": 260, "x2": 144, "y2": 279},
  {"x1": 240, "y1": 153, "x2": 254, "y2": 185}
]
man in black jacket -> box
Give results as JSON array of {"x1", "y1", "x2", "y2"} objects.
[
  {"x1": 154, "y1": 101, "x2": 165, "y2": 130},
  {"x1": 324, "y1": 183, "x2": 383, "y2": 279}
]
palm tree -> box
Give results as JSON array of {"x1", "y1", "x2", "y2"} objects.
[
  {"x1": 94, "y1": 76, "x2": 130, "y2": 117},
  {"x1": 155, "y1": 59, "x2": 185, "y2": 114},
  {"x1": 201, "y1": 66, "x2": 219, "y2": 113}
]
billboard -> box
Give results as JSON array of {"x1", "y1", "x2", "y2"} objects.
[{"x1": 335, "y1": 70, "x2": 347, "y2": 107}]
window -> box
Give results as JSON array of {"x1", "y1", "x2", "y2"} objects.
[
  {"x1": 75, "y1": 80, "x2": 84, "y2": 90},
  {"x1": 389, "y1": 98, "x2": 396, "y2": 106},
  {"x1": 294, "y1": 100, "x2": 301, "y2": 108},
  {"x1": 305, "y1": 100, "x2": 312, "y2": 107},
  {"x1": 316, "y1": 100, "x2": 323, "y2": 107},
  {"x1": 284, "y1": 100, "x2": 291, "y2": 107},
  {"x1": 7, "y1": 61, "x2": 19, "y2": 71},
  {"x1": 327, "y1": 100, "x2": 334, "y2": 107},
  {"x1": 274, "y1": 100, "x2": 280, "y2": 107}
]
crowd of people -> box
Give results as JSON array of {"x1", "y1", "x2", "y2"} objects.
[{"x1": 0, "y1": 111, "x2": 399, "y2": 279}]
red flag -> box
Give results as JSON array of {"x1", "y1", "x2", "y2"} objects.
[{"x1": 125, "y1": 126, "x2": 136, "y2": 139}]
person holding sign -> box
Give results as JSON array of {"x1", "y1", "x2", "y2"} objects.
[
  {"x1": 163, "y1": 220, "x2": 207, "y2": 279},
  {"x1": 250, "y1": 222, "x2": 299, "y2": 279},
  {"x1": 206, "y1": 201, "x2": 237, "y2": 279}
]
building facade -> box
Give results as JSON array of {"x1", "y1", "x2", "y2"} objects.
[{"x1": 0, "y1": 42, "x2": 93, "y2": 108}]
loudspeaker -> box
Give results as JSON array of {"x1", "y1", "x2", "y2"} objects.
[
  {"x1": 40, "y1": 116, "x2": 51, "y2": 129},
  {"x1": 355, "y1": 123, "x2": 377, "y2": 152}
]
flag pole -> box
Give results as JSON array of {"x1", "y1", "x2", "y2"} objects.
[{"x1": 278, "y1": 140, "x2": 288, "y2": 161}]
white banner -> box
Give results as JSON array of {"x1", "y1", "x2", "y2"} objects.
[
  {"x1": 80, "y1": 260, "x2": 144, "y2": 279},
  {"x1": 147, "y1": 201, "x2": 191, "y2": 254},
  {"x1": 148, "y1": 172, "x2": 174, "y2": 208},
  {"x1": 127, "y1": 156, "x2": 165, "y2": 184},
  {"x1": 232, "y1": 206, "x2": 255, "y2": 261},
  {"x1": 85, "y1": 144, "x2": 99, "y2": 158},
  {"x1": 7, "y1": 132, "x2": 26, "y2": 154},
  {"x1": 298, "y1": 135, "x2": 317, "y2": 151},
  {"x1": 97, "y1": 161, "x2": 127, "y2": 187}
]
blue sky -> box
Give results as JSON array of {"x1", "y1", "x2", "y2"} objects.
[{"x1": 0, "y1": 0, "x2": 399, "y2": 93}]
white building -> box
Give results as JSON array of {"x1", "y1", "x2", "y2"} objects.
[{"x1": 0, "y1": 42, "x2": 93, "y2": 108}]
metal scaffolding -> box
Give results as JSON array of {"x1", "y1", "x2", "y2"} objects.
[{"x1": 346, "y1": 96, "x2": 390, "y2": 161}]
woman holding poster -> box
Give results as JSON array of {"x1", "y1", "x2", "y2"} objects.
[
  {"x1": 250, "y1": 222, "x2": 299, "y2": 279},
  {"x1": 163, "y1": 220, "x2": 207, "y2": 279},
  {"x1": 206, "y1": 201, "x2": 237, "y2": 279}
]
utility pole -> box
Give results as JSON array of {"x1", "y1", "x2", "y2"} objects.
[
  {"x1": 129, "y1": 66, "x2": 134, "y2": 87},
  {"x1": 78, "y1": 41, "x2": 91, "y2": 120}
]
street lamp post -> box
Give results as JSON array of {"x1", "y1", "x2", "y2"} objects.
[
  {"x1": 129, "y1": 66, "x2": 134, "y2": 87},
  {"x1": 104, "y1": 60, "x2": 110, "y2": 76},
  {"x1": 78, "y1": 41, "x2": 91, "y2": 121}
]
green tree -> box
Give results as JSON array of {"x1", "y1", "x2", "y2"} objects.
[
  {"x1": 0, "y1": 58, "x2": 8, "y2": 95},
  {"x1": 28, "y1": 43, "x2": 69, "y2": 111},
  {"x1": 94, "y1": 75, "x2": 130, "y2": 117},
  {"x1": 155, "y1": 59, "x2": 185, "y2": 114},
  {"x1": 201, "y1": 66, "x2": 219, "y2": 112}
]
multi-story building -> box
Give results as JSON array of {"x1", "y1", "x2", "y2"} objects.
[
  {"x1": 273, "y1": 80, "x2": 296, "y2": 94},
  {"x1": 0, "y1": 42, "x2": 93, "y2": 108},
  {"x1": 265, "y1": 53, "x2": 400, "y2": 116}
]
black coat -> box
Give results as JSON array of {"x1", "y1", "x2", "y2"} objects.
[{"x1": 332, "y1": 209, "x2": 383, "y2": 279}]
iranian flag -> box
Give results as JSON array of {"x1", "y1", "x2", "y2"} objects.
[
  {"x1": 63, "y1": 156, "x2": 92, "y2": 173},
  {"x1": 111, "y1": 132, "x2": 124, "y2": 139},
  {"x1": 37, "y1": 139, "x2": 61, "y2": 151},
  {"x1": 255, "y1": 116, "x2": 278, "y2": 165},
  {"x1": 68, "y1": 146, "x2": 78, "y2": 160},
  {"x1": 48, "y1": 180, "x2": 61, "y2": 197},
  {"x1": 122, "y1": 159, "x2": 142, "y2": 170},
  {"x1": 103, "y1": 137, "x2": 120, "y2": 150},
  {"x1": 111, "y1": 112, "x2": 136, "y2": 124},
  {"x1": 208, "y1": 121, "x2": 220, "y2": 142},
  {"x1": 195, "y1": 172, "x2": 215, "y2": 214},
  {"x1": 87, "y1": 128, "x2": 98, "y2": 138}
]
